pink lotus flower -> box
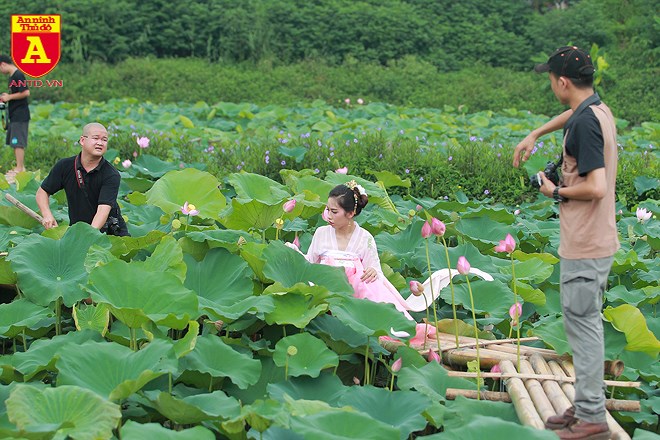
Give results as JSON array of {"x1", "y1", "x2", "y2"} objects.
[
  {"x1": 490, "y1": 364, "x2": 502, "y2": 374},
  {"x1": 283, "y1": 199, "x2": 296, "y2": 212},
  {"x1": 421, "y1": 221, "x2": 432, "y2": 238},
  {"x1": 409, "y1": 280, "x2": 424, "y2": 296},
  {"x1": 121, "y1": 159, "x2": 132, "y2": 169},
  {"x1": 133, "y1": 151, "x2": 138, "y2": 158},
  {"x1": 353, "y1": 376, "x2": 360, "y2": 385},
  {"x1": 427, "y1": 350, "x2": 441, "y2": 363},
  {"x1": 336, "y1": 167, "x2": 348, "y2": 174},
  {"x1": 391, "y1": 357, "x2": 402, "y2": 373},
  {"x1": 416, "y1": 204, "x2": 423, "y2": 211},
  {"x1": 181, "y1": 201, "x2": 199, "y2": 216},
  {"x1": 457, "y1": 256, "x2": 470, "y2": 275},
  {"x1": 636, "y1": 207, "x2": 652, "y2": 223},
  {"x1": 136, "y1": 136, "x2": 150, "y2": 149},
  {"x1": 322, "y1": 207, "x2": 330, "y2": 222},
  {"x1": 357, "y1": 98, "x2": 364, "y2": 105},
  {"x1": 494, "y1": 233, "x2": 516, "y2": 254},
  {"x1": 431, "y1": 218, "x2": 446, "y2": 236},
  {"x1": 514, "y1": 209, "x2": 520, "y2": 215},
  {"x1": 509, "y1": 302, "x2": 522, "y2": 325},
  {"x1": 344, "y1": 98, "x2": 350, "y2": 105}
]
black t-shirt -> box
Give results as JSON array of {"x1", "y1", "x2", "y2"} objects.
[
  {"x1": 41, "y1": 154, "x2": 128, "y2": 235},
  {"x1": 7, "y1": 69, "x2": 30, "y2": 122},
  {"x1": 563, "y1": 95, "x2": 605, "y2": 177}
]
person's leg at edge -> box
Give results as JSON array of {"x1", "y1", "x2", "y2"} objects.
[
  {"x1": 560, "y1": 257, "x2": 612, "y2": 425},
  {"x1": 14, "y1": 147, "x2": 25, "y2": 173}
]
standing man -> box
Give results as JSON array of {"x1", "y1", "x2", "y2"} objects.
[
  {"x1": 0, "y1": 54, "x2": 30, "y2": 175},
  {"x1": 36, "y1": 122, "x2": 129, "y2": 236},
  {"x1": 513, "y1": 46, "x2": 618, "y2": 440}
]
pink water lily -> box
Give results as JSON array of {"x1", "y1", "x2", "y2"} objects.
[
  {"x1": 431, "y1": 218, "x2": 446, "y2": 236},
  {"x1": 121, "y1": 159, "x2": 132, "y2": 169},
  {"x1": 136, "y1": 136, "x2": 150, "y2": 149},
  {"x1": 336, "y1": 167, "x2": 348, "y2": 174},
  {"x1": 181, "y1": 201, "x2": 199, "y2": 216},
  {"x1": 283, "y1": 199, "x2": 296, "y2": 212},
  {"x1": 421, "y1": 221, "x2": 432, "y2": 238},
  {"x1": 409, "y1": 280, "x2": 424, "y2": 296},
  {"x1": 494, "y1": 233, "x2": 516, "y2": 253},
  {"x1": 427, "y1": 350, "x2": 441, "y2": 363},
  {"x1": 636, "y1": 207, "x2": 652, "y2": 223},
  {"x1": 457, "y1": 256, "x2": 471, "y2": 275}
]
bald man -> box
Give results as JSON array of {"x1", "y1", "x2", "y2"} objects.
[{"x1": 36, "y1": 122, "x2": 129, "y2": 235}]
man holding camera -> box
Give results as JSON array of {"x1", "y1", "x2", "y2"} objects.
[
  {"x1": 36, "y1": 122, "x2": 129, "y2": 236},
  {"x1": 513, "y1": 46, "x2": 618, "y2": 440},
  {"x1": 0, "y1": 54, "x2": 30, "y2": 175}
]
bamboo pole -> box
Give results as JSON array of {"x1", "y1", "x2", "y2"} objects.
[
  {"x1": 552, "y1": 360, "x2": 632, "y2": 440},
  {"x1": 487, "y1": 343, "x2": 563, "y2": 360},
  {"x1": 518, "y1": 359, "x2": 556, "y2": 422},
  {"x1": 445, "y1": 388, "x2": 640, "y2": 412},
  {"x1": 604, "y1": 360, "x2": 625, "y2": 377},
  {"x1": 446, "y1": 371, "x2": 640, "y2": 388},
  {"x1": 4, "y1": 193, "x2": 43, "y2": 223},
  {"x1": 529, "y1": 354, "x2": 573, "y2": 415},
  {"x1": 499, "y1": 360, "x2": 545, "y2": 429},
  {"x1": 442, "y1": 348, "x2": 509, "y2": 369}
]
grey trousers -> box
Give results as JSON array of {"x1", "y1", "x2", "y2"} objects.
[{"x1": 560, "y1": 256, "x2": 613, "y2": 424}]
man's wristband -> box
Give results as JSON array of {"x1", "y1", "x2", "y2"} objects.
[{"x1": 553, "y1": 186, "x2": 565, "y2": 202}]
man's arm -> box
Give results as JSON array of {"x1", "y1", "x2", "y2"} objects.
[
  {"x1": 91, "y1": 204, "x2": 112, "y2": 229},
  {"x1": 36, "y1": 187, "x2": 58, "y2": 229},
  {"x1": 539, "y1": 167, "x2": 607, "y2": 201},
  {"x1": 0, "y1": 89, "x2": 30, "y2": 102},
  {"x1": 513, "y1": 109, "x2": 572, "y2": 168}
]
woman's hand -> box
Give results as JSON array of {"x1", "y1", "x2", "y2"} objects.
[{"x1": 361, "y1": 267, "x2": 378, "y2": 283}]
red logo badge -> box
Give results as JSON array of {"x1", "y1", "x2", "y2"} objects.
[{"x1": 11, "y1": 14, "x2": 61, "y2": 78}]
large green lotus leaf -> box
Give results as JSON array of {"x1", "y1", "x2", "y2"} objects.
[
  {"x1": 7, "y1": 222, "x2": 111, "y2": 306},
  {"x1": 122, "y1": 176, "x2": 155, "y2": 192},
  {"x1": 239, "y1": 399, "x2": 290, "y2": 435},
  {"x1": 0, "y1": 256, "x2": 17, "y2": 284},
  {"x1": 4, "y1": 330, "x2": 102, "y2": 381},
  {"x1": 365, "y1": 169, "x2": 411, "y2": 189},
  {"x1": 140, "y1": 235, "x2": 186, "y2": 282},
  {"x1": 185, "y1": 229, "x2": 258, "y2": 253},
  {"x1": 603, "y1": 304, "x2": 660, "y2": 358},
  {"x1": 72, "y1": 302, "x2": 109, "y2": 335},
  {"x1": 110, "y1": 229, "x2": 166, "y2": 258},
  {"x1": 376, "y1": 220, "x2": 426, "y2": 268},
  {"x1": 267, "y1": 374, "x2": 347, "y2": 406},
  {"x1": 219, "y1": 198, "x2": 288, "y2": 231},
  {"x1": 396, "y1": 361, "x2": 475, "y2": 402},
  {"x1": 328, "y1": 296, "x2": 416, "y2": 338},
  {"x1": 84, "y1": 243, "x2": 119, "y2": 273},
  {"x1": 264, "y1": 292, "x2": 329, "y2": 328},
  {"x1": 0, "y1": 299, "x2": 52, "y2": 338},
  {"x1": 144, "y1": 385, "x2": 241, "y2": 424},
  {"x1": 180, "y1": 335, "x2": 261, "y2": 389},
  {"x1": 121, "y1": 420, "x2": 215, "y2": 440},
  {"x1": 307, "y1": 313, "x2": 369, "y2": 354},
  {"x1": 224, "y1": 357, "x2": 285, "y2": 405},
  {"x1": 261, "y1": 241, "x2": 353, "y2": 296},
  {"x1": 227, "y1": 171, "x2": 291, "y2": 204},
  {"x1": 6, "y1": 384, "x2": 121, "y2": 440},
  {"x1": 429, "y1": 414, "x2": 558, "y2": 440},
  {"x1": 289, "y1": 409, "x2": 400, "y2": 440},
  {"x1": 56, "y1": 338, "x2": 178, "y2": 401},
  {"x1": 0, "y1": 205, "x2": 40, "y2": 229},
  {"x1": 439, "y1": 278, "x2": 513, "y2": 318},
  {"x1": 499, "y1": 257, "x2": 554, "y2": 284},
  {"x1": 132, "y1": 153, "x2": 179, "y2": 178},
  {"x1": 530, "y1": 315, "x2": 570, "y2": 355},
  {"x1": 337, "y1": 386, "x2": 431, "y2": 439},
  {"x1": 239, "y1": 241, "x2": 269, "y2": 283},
  {"x1": 455, "y1": 216, "x2": 513, "y2": 251},
  {"x1": 145, "y1": 168, "x2": 225, "y2": 220},
  {"x1": 183, "y1": 248, "x2": 253, "y2": 305},
  {"x1": 279, "y1": 171, "x2": 334, "y2": 201},
  {"x1": 87, "y1": 259, "x2": 199, "y2": 329},
  {"x1": 442, "y1": 395, "x2": 518, "y2": 431},
  {"x1": 273, "y1": 333, "x2": 339, "y2": 378},
  {"x1": 410, "y1": 242, "x2": 497, "y2": 277},
  {"x1": 514, "y1": 280, "x2": 546, "y2": 306},
  {"x1": 605, "y1": 285, "x2": 654, "y2": 307}
]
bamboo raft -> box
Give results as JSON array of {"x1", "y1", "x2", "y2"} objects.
[{"x1": 381, "y1": 332, "x2": 639, "y2": 439}]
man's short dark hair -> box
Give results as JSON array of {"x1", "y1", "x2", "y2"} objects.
[{"x1": 0, "y1": 55, "x2": 13, "y2": 65}]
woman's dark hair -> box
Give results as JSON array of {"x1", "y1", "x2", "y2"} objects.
[{"x1": 329, "y1": 183, "x2": 369, "y2": 216}]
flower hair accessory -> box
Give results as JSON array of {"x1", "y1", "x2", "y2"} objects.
[{"x1": 345, "y1": 180, "x2": 367, "y2": 196}]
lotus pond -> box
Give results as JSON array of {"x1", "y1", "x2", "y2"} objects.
[{"x1": 0, "y1": 99, "x2": 658, "y2": 439}]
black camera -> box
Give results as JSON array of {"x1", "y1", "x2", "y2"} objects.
[
  {"x1": 102, "y1": 216, "x2": 121, "y2": 236},
  {"x1": 530, "y1": 160, "x2": 561, "y2": 189},
  {"x1": 0, "y1": 102, "x2": 6, "y2": 110}
]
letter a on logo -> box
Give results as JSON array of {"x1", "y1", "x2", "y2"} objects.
[{"x1": 11, "y1": 15, "x2": 61, "y2": 78}]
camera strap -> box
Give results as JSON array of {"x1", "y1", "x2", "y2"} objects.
[{"x1": 74, "y1": 155, "x2": 100, "y2": 212}]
